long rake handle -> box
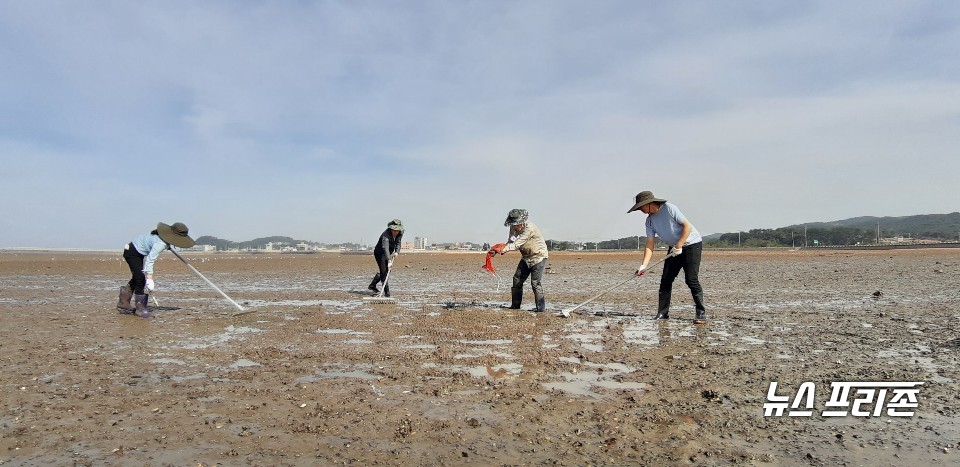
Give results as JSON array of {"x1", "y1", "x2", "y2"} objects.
[
  {"x1": 170, "y1": 249, "x2": 245, "y2": 312},
  {"x1": 566, "y1": 275, "x2": 637, "y2": 314},
  {"x1": 566, "y1": 255, "x2": 671, "y2": 314},
  {"x1": 376, "y1": 253, "x2": 397, "y2": 298},
  {"x1": 377, "y1": 267, "x2": 391, "y2": 298}
]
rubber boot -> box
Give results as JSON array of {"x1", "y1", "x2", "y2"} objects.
[
  {"x1": 117, "y1": 286, "x2": 135, "y2": 314},
  {"x1": 693, "y1": 309, "x2": 707, "y2": 324},
  {"x1": 534, "y1": 296, "x2": 546, "y2": 313},
  {"x1": 692, "y1": 289, "x2": 707, "y2": 324},
  {"x1": 509, "y1": 286, "x2": 522, "y2": 309},
  {"x1": 368, "y1": 274, "x2": 381, "y2": 294},
  {"x1": 655, "y1": 289, "x2": 671, "y2": 320},
  {"x1": 134, "y1": 294, "x2": 153, "y2": 318}
]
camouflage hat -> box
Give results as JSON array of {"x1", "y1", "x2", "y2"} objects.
[
  {"x1": 387, "y1": 219, "x2": 404, "y2": 232},
  {"x1": 503, "y1": 209, "x2": 528, "y2": 227}
]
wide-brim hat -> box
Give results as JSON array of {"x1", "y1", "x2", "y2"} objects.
[
  {"x1": 157, "y1": 222, "x2": 196, "y2": 248},
  {"x1": 504, "y1": 208, "x2": 529, "y2": 226},
  {"x1": 387, "y1": 219, "x2": 404, "y2": 232},
  {"x1": 627, "y1": 191, "x2": 667, "y2": 213}
]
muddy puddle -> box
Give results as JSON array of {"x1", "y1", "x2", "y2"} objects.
[{"x1": 1, "y1": 249, "x2": 958, "y2": 465}]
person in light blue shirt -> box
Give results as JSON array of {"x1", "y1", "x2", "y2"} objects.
[
  {"x1": 118, "y1": 222, "x2": 195, "y2": 318},
  {"x1": 628, "y1": 191, "x2": 707, "y2": 323}
]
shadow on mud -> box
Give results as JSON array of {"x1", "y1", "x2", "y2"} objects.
[
  {"x1": 441, "y1": 301, "x2": 504, "y2": 309},
  {"x1": 944, "y1": 338, "x2": 960, "y2": 348}
]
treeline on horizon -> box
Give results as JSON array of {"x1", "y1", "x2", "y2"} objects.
[
  {"x1": 194, "y1": 213, "x2": 960, "y2": 251},
  {"x1": 547, "y1": 226, "x2": 871, "y2": 251},
  {"x1": 560, "y1": 212, "x2": 960, "y2": 250}
]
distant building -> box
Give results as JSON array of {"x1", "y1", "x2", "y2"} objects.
[
  {"x1": 401, "y1": 241, "x2": 415, "y2": 251},
  {"x1": 414, "y1": 236, "x2": 428, "y2": 250}
]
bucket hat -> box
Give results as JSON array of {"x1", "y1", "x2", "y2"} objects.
[
  {"x1": 387, "y1": 219, "x2": 405, "y2": 232},
  {"x1": 504, "y1": 209, "x2": 529, "y2": 226},
  {"x1": 157, "y1": 222, "x2": 196, "y2": 248},
  {"x1": 627, "y1": 191, "x2": 667, "y2": 213}
]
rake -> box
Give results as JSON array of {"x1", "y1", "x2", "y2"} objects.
[
  {"x1": 560, "y1": 254, "x2": 670, "y2": 318},
  {"x1": 169, "y1": 249, "x2": 247, "y2": 315},
  {"x1": 363, "y1": 257, "x2": 397, "y2": 304}
]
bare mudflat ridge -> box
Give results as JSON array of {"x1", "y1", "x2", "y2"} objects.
[{"x1": 0, "y1": 249, "x2": 958, "y2": 465}]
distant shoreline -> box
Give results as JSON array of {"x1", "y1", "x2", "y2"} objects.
[{"x1": 4, "y1": 243, "x2": 960, "y2": 254}]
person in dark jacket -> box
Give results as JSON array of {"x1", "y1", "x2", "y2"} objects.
[
  {"x1": 368, "y1": 219, "x2": 404, "y2": 297},
  {"x1": 118, "y1": 222, "x2": 195, "y2": 318}
]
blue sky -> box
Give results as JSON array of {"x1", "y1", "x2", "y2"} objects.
[{"x1": 1, "y1": 1, "x2": 958, "y2": 248}]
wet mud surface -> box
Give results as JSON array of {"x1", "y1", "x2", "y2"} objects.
[{"x1": 1, "y1": 249, "x2": 958, "y2": 465}]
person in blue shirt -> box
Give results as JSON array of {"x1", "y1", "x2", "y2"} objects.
[
  {"x1": 367, "y1": 219, "x2": 404, "y2": 297},
  {"x1": 117, "y1": 222, "x2": 195, "y2": 318},
  {"x1": 628, "y1": 191, "x2": 707, "y2": 323}
]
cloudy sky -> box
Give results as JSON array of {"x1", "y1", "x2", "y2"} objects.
[{"x1": 1, "y1": 1, "x2": 958, "y2": 248}]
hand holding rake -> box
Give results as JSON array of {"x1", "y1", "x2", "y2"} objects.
[{"x1": 560, "y1": 254, "x2": 670, "y2": 318}]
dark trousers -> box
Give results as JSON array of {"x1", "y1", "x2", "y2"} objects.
[
  {"x1": 512, "y1": 258, "x2": 547, "y2": 311},
  {"x1": 123, "y1": 243, "x2": 147, "y2": 294},
  {"x1": 369, "y1": 251, "x2": 391, "y2": 296},
  {"x1": 658, "y1": 241, "x2": 705, "y2": 315}
]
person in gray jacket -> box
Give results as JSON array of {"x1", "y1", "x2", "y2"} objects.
[
  {"x1": 368, "y1": 219, "x2": 404, "y2": 297},
  {"x1": 489, "y1": 209, "x2": 549, "y2": 312}
]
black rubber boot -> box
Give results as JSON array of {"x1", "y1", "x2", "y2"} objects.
[
  {"x1": 655, "y1": 289, "x2": 671, "y2": 320},
  {"x1": 534, "y1": 296, "x2": 546, "y2": 313},
  {"x1": 117, "y1": 286, "x2": 135, "y2": 314},
  {"x1": 509, "y1": 286, "x2": 522, "y2": 309},
  {"x1": 693, "y1": 309, "x2": 707, "y2": 324},
  {"x1": 134, "y1": 294, "x2": 153, "y2": 318}
]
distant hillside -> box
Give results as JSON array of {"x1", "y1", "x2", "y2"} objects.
[
  {"x1": 195, "y1": 235, "x2": 319, "y2": 251},
  {"x1": 550, "y1": 212, "x2": 960, "y2": 250},
  {"x1": 713, "y1": 212, "x2": 960, "y2": 247},
  {"x1": 785, "y1": 212, "x2": 960, "y2": 238}
]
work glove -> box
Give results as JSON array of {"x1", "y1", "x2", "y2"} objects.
[
  {"x1": 145, "y1": 278, "x2": 156, "y2": 292},
  {"x1": 635, "y1": 265, "x2": 647, "y2": 277},
  {"x1": 671, "y1": 246, "x2": 683, "y2": 257}
]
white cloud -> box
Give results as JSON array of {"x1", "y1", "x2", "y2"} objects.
[{"x1": 1, "y1": 1, "x2": 958, "y2": 248}]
